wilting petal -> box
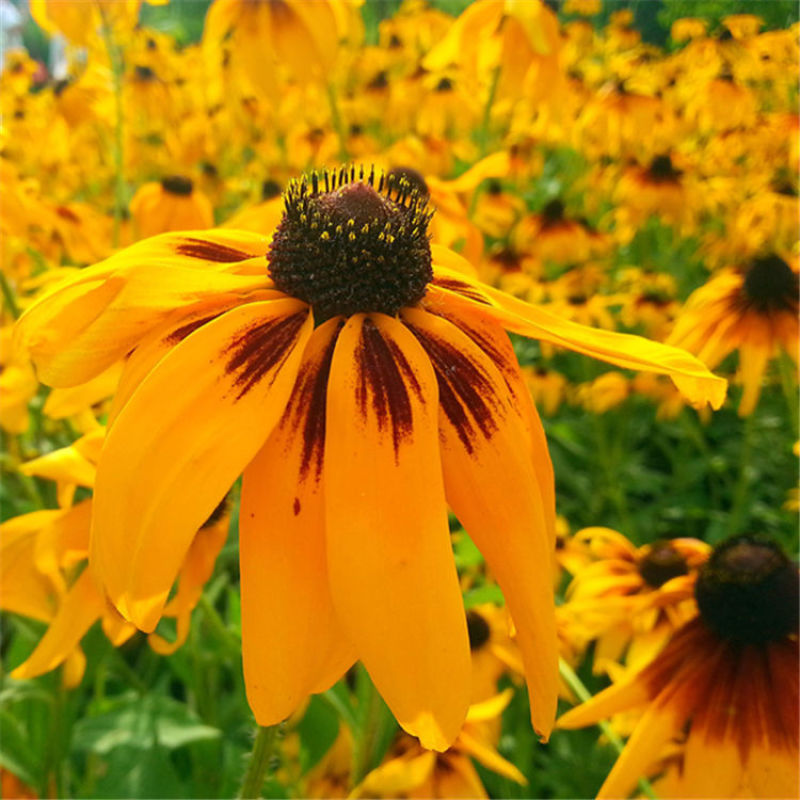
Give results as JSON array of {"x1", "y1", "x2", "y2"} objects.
[
  {"x1": 11, "y1": 568, "x2": 105, "y2": 681},
  {"x1": 423, "y1": 299, "x2": 556, "y2": 547},
  {"x1": 92, "y1": 299, "x2": 312, "y2": 632},
  {"x1": 240, "y1": 318, "x2": 356, "y2": 725},
  {"x1": 427, "y1": 265, "x2": 727, "y2": 409},
  {"x1": 0, "y1": 511, "x2": 65, "y2": 621},
  {"x1": 148, "y1": 516, "x2": 229, "y2": 656},
  {"x1": 325, "y1": 313, "x2": 470, "y2": 751},
  {"x1": 107, "y1": 290, "x2": 279, "y2": 425},
  {"x1": 597, "y1": 691, "x2": 682, "y2": 800},
  {"x1": 557, "y1": 673, "x2": 651, "y2": 729},
  {"x1": 402, "y1": 308, "x2": 558, "y2": 740},
  {"x1": 15, "y1": 230, "x2": 274, "y2": 386}
]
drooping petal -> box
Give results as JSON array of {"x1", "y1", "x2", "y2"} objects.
[
  {"x1": 107, "y1": 289, "x2": 279, "y2": 426},
  {"x1": 147, "y1": 515, "x2": 229, "y2": 656},
  {"x1": 596, "y1": 691, "x2": 682, "y2": 800},
  {"x1": 427, "y1": 265, "x2": 727, "y2": 409},
  {"x1": 91, "y1": 299, "x2": 312, "y2": 632},
  {"x1": 422, "y1": 298, "x2": 556, "y2": 548},
  {"x1": 10, "y1": 568, "x2": 105, "y2": 681},
  {"x1": 325, "y1": 313, "x2": 470, "y2": 751},
  {"x1": 240, "y1": 318, "x2": 356, "y2": 726},
  {"x1": 15, "y1": 230, "x2": 275, "y2": 386},
  {"x1": 402, "y1": 307, "x2": 558, "y2": 740}
]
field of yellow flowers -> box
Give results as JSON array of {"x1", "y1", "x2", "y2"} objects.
[{"x1": 1, "y1": 1, "x2": 798, "y2": 798}]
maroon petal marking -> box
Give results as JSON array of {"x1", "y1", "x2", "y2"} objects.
[
  {"x1": 176, "y1": 237, "x2": 258, "y2": 263},
  {"x1": 281, "y1": 322, "x2": 342, "y2": 482},
  {"x1": 355, "y1": 318, "x2": 422, "y2": 458},
  {"x1": 225, "y1": 310, "x2": 308, "y2": 400},
  {"x1": 405, "y1": 320, "x2": 500, "y2": 454},
  {"x1": 431, "y1": 275, "x2": 492, "y2": 305}
]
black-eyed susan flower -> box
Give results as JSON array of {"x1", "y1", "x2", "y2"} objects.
[
  {"x1": 558, "y1": 535, "x2": 799, "y2": 800},
  {"x1": 668, "y1": 253, "x2": 799, "y2": 416},
  {"x1": 2, "y1": 431, "x2": 230, "y2": 682},
  {"x1": 15, "y1": 167, "x2": 725, "y2": 751},
  {"x1": 561, "y1": 528, "x2": 709, "y2": 673},
  {"x1": 130, "y1": 176, "x2": 215, "y2": 240}
]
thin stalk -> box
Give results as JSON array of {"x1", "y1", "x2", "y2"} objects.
[
  {"x1": 777, "y1": 353, "x2": 798, "y2": 438},
  {"x1": 238, "y1": 724, "x2": 280, "y2": 799},
  {"x1": 728, "y1": 411, "x2": 755, "y2": 535},
  {"x1": 351, "y1": 677, "x2": 385, "y2": 786},
  {"x1": 198, "y1": 592, "x2": 241, "y2": 656},
  {"x1": 559, "y1": 659, "x2": 658, "y2": 800},
  {"x1": 0, "y1": 270, "x2": 20, "y2": 318},
  {"x1": 479, "y1": 65, "x2": 501, "y2": 156}
]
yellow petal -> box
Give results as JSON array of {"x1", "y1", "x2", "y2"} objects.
[
  {"x1": 354, "y1": 750, "x2": 436, "y2": 797},
  {"x1": 457, "y1": 729, "x2": 528, "y2": 785},
  {"x1": 240, "y1": 318, "x2": 356, "y2": 725},
  {"x1": 557, "y1": 673, "x2": 651, "y2": 729},
  {"x1": 11, "y1": 568, "x2": 105, "y2": 681},
  {"x1": 402, "y1": 307, "x2": 558, "y2": 740},
  {"x1": 148, "y1": 516, "x2": 228, "y2": 656},
  {"x1": 91, "y1": 299, "x2": 312, "y2": 632},
  {"x1": 16, "y1": 230, "x2": 273, "y2": 386},
  {"x1": 427, "y1": 265, "x2": 728, "y2": 409},
  {"x1": 596, "y1": 695, "x2": 681, "y2": 800},
  {"x1": 325, "y1": 313, "x2": 470, "y2": 751}
]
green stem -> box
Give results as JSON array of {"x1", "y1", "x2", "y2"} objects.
[
  {"x1": 777, "y1": 353, "x2": 798, "y2": 438},
  {"x1": 0, "y1": 269, "x2": 21, "y2": 319},
  {"x1": 728, "y1": 411, "x2": 755, "y2": 535},
  {"x1": 326, "y1": 82, "x2": 348, "y2": 162},
  {"x1": 238, "y1": 724, "x2": 280, "y2": 799},
  {"x1": 479, "y1": 65, "x2": 501, "y2": 156},
  {"x1": 559, "y1": 659, "x2": 658, "y2": 800},
  {"x1": 198, "y1": 593, "x2": 241, "y2": 656},
  {"x1": 351, "y1": 676, "x2": 385, "y2": 786}
]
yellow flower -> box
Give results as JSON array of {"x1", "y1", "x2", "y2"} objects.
[
  {"x1": 668, "y1": 254, "x2": 799, "y2": 416},
  {"x1": 559, "y1": 536, "x2": 799, "y2": 800},
  {"x1": 15, "y1": 167, "x2": 724, "y2": 751},
  {"x1": 0, "y1": 326, "x2": 38, "y2": 435},
  {"x1": 352, "y1": 690, "x2": 527, "y2": 798},
  {"x1": 202, "y1": 0, "x2": 348, "y2": 104},
  {"x1": 3, "y1": 431, "x2": 229, "y2": 682},
  {"x1": 130, "y1": 177, "x2": 215, "y2": 240},
  {"x1": 562, "y1": 528, "x2": 710, "y2": 673}
]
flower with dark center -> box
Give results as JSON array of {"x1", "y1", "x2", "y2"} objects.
[
  {"x1": 645, "y1": 154, "x2": 682, "y2": 184},
  {"x1": 637, "y1": 541, "x2": 689, "y2": 588},
  {"x1": 160, "y1": 175, "x2": 194, "y2": 196},
  {"x1": 739, "y1": 254, "x2": 799, "y2": 314},
  {"x1": 668, "y1": 252, "x2": 798, "y2": 414},
  {"x1": 559, "y1": 534, "x2": 799, "y2": 800},
  {"x1": 15, "y1": 165, "x2": 724, "y2": 752}
]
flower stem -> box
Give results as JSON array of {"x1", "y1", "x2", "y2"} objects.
[
  {"x1": 238, "y1": 724, "x2": 280, "y2": 799},
  {"x1": 351, "y1": 671, "x2": 386, "y2": 786},
  {"x1": 558, "y1": 658, "x2": 658, "y2": 800},
  {"x1": 479, "y1": 65, "x2": 501, "y2": 156},
  {"x1": 728, "y1": 411, "x2": 755, "y2": 535},
  {"x1": 777, "y1": 353, "x2": 798, "y2": 439},
  {"x1": 0, "y1": 269, "x2": 20, "y2": 319}
]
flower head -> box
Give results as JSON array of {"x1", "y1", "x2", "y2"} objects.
[
  {"x1": 558, "y1": 535, "x2": 799, "y2": 799},
  {"x1": 15, "y1": 166, "x2": 725, "y2": 751}
]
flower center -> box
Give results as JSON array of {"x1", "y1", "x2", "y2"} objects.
[
  {"x1": 268, "y1": 167, "x2": 433, "y2": 322},
  {"x1": 740, "y1": 254, "x2": 799, "y2": 314},
  {"x1": 466, "y1": 610, "x2": 491, "y2": 651},
  {"x1": 161, "y1": 175, "x2": 194, "y2": 196},
  {"x1": 695, "y1": 535, "x2": 799, "y2": 644},
  {"x1": 645, "y1": 154, "x2": 682, "y2": 184},
  {"x1": 638, "y1": 541, "x2": 689, "y2": 588}
]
